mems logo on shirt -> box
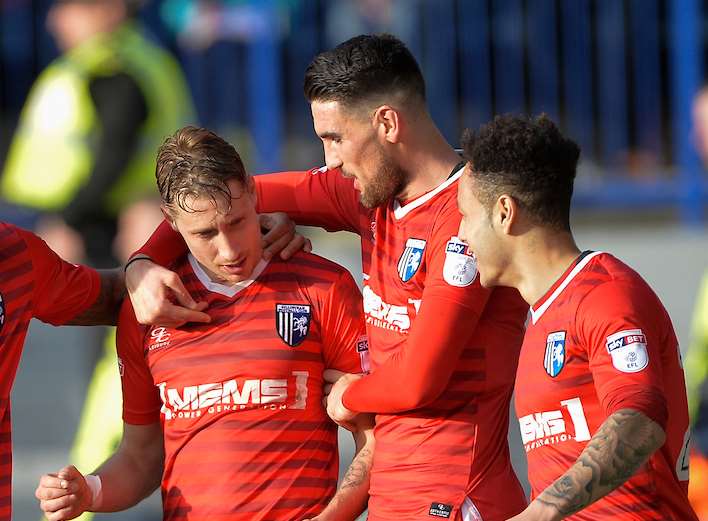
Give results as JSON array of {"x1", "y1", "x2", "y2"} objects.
[
  {"x1": 158, "y1": 371, "x2": 310, "y2": 420},
  {"x1": 363, "y1": 285, "x2": 411, "y2": 332},
  {"x1": 606, "y1": 328, "x2": 649, "y2": 373}
]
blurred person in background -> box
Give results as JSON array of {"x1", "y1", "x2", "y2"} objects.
[
  {"x1": 324, "y1": 0, "x2": 417, "y2": 48},
  {"x1": 692, "y1": 86, "x2": 708, "y2": 168},
  {"x1": 0, "y1": 0, "x2": 194, "y2": 267},
  {"x1": 40, "y1": 197, "x2": 165, "y2": 521},
  {"x1": 686, "y1": 86, "x2": 708, "y2": 520},
  {"x1": 685, "y1": 271, "x2": 708, "y2": 520}
]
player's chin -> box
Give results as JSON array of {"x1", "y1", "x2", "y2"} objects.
[{"x1": 477, "y1": 269, "x2": 496, "y2": 289}]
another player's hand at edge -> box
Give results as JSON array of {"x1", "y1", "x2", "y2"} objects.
[
  {"x1": 35, "y1": 465, "x2": 93, "y2": 521},
  {"x1": 259, "y1": 212, "x2": 312, "y2": 261},
  {"x1": 125, "y1": 256, "x2": 210, "y2": 327},
  {"x1": 323, "y1": 369, "x2": 363, "y2": 431}
]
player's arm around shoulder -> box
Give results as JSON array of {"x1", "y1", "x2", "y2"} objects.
[
  {"x1": 306, "y1": 414, "x2": 375, "y2": 521},
  {"x1": 36, "y1": 422, "x2": 163, "y2": 520},
  {"x1": 508, "y1": 409, "x2": 665, "y2": 521}
]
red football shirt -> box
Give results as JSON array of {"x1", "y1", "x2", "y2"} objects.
[
  {"x1": 135, "y1": 167, "x2": 530, "y2": 519},
  {"x1": 0, "y1": 222, "x2": 100, "y2": 520},
  {"x1": 118, "y1": 251, "x2": 366, "y2": 520},
  {"x1": 255, "y1": 168, "x2": 530, "y2": 520},
  {"x1": 515, "y1": 251, "x2": 697, "y2": 520}
]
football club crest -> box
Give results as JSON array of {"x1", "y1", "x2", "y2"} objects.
[
  {"x1": 544, "y1": 331, "x2": 566, "y2": 377},
  {"x1": 397, "y1": 238, "x2": 426, "y2": 282},
  {"x1": 275, "y1": 304, "x2": 311, "y2": 347},
  {"x1": 443, "y1": 237, "x2": 477, "y2": 287}
]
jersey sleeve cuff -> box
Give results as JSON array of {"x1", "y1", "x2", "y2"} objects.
[
  {"x1": 123, "y1": 410, "x2": 161, "y2": 425},
  {"x1": 603, "y1": 385, "x2": 668, "y2": 430}
]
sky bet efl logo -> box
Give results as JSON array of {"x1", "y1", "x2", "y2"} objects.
[
  {"x1": 606, "y1": 328, "x2": 649, "y2": 373},
  {"x1": 443, "y1": 236, "x2": 477, "y2": 287}
]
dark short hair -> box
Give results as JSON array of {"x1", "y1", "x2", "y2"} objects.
[
  {"x1": 461, "y1": 114, "x2": 580, "y2": 231},
  {"x1": 303, "y1": 34, "x2": 425, "y2": 109},
  {"x1": 156, "y1": 126, "x2": 248, "y2": 214}
]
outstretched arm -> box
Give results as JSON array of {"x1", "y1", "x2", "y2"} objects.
[{"x1": 508, "y1": 409, "x2": 665, "y2": 521}]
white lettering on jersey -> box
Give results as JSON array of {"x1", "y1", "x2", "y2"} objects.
[
  {"x1": 519, "y1": 397, "x2": 591, "y2": 452},
  {"x1": 606, "y1": 328, "x2": 649, "y2": 373},
  {"x1": 362, "y1": 285, "x2": 411, "y2": 332},
  {"x1": 157, "y1": 371, "x2": 308, "y2": 420}
]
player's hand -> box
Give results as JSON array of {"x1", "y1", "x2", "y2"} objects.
[
  {"x1": 323, "y1": 370, "x2": 363, "y2": 431},
  {"x1": 125, "y1": 257, "x2": 211, "y2": 327},
  {"x1": 35, "y1": 465, "x2": 92, "y2": 521},
  {"x1": 260, "y1": 212, "x2": 312, "y2": 261}
]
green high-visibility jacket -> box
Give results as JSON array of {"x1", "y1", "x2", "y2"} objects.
[{"x1": 2, "y1": 22, "x2": 194, "y2": 214}]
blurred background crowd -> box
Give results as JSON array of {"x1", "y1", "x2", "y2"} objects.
[{"x1": 0, "y1": 0, "x2": 707, "y2": 519}]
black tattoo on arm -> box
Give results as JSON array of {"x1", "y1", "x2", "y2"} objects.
[
  {"x1": 68, "y1": 268, "x2": 125, "y2": 326},
  {"x1": 536, "y1": 408, "x2": 666, "y2": 518},
  {"x1": 316, "y1": 429, "x2": 374, "y2": 521},
  {"x1": 340, "y1": 447, "x2": 372, "y2": 490}
]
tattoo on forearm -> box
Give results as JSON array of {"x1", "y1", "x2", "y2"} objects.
[
  {"x1": 340, "y1": 448, "x2": 372, "y2": 490},
  {"x1": 536, "y1": 408, "x2": 665, "y2": 518},
  {"x1": 68, "y1": 269, "x2": 125, "y2": 326}
]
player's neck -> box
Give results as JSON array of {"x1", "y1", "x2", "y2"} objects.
[
  {"x1": 395, "y1": 119, "x2": 461, "y2": 202},
  {"x1": 515, "y1": 231, "x2": 582, "y2": 307}
]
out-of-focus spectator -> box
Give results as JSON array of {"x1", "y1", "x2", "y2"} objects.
[
  {"x1": 0, "y1": 0, "x2": 194, "y2": 267},
  {"x1": 324, "y1": 0, "x2": 418, "y2": 48},
  {"x1": 686, "y1": 271, "x2": 708, "y2": 520},
  {"x1": 692, "y1": 86, "x2": 708, "y2": 168},
  {"x1": 161, "y1": 0, "x2": 292, "y2": 50}
]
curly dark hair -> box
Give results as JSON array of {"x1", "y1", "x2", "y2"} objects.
[
  {"x1": 156, "y1": 126, "x2": 249, "y2": 214},
  {"x1": 303, "y1": 34, "x2": 425, "y2": 109},
  {"x1": 461, "y1": 114, "x2": 580, "y2": 231}
]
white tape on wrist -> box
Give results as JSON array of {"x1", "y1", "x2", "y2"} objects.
[{"x1": 85, "y1": 474, "x2": 103, "y2": 510}]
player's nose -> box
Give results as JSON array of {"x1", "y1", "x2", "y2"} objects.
[
  {"x1": 217, "y1": 234, "x2": 244, "y2": 261},
  {"x1": 458, "y1": 220, "x2": 467, "y2": 242},
  {"x1": 324, "y1": 143, "x2": 342, "y2": 171}
]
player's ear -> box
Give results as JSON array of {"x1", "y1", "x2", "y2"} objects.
[
  {"x1": 496, "y1": 194, "x2": 517, "y2": 235},
  {"x1": 373, "y1": 105, "x2": 401, "y2": 144},
  {"x1": 160, "y1": 205, "x2": 178, "y2": 231},
  {"x1": 245, "y1": 176, "x2": 257, "y2": 205}
]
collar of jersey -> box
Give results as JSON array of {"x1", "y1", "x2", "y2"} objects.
[
  {"x1": 392, "y1": 164, "x2": 465, "y2": 220},
  {"x1": 188, "y1": 254, "x2": 269, "y2": 298},
  {"x1": 530, "y1": 251, "x2": 604, "y2": 324}
]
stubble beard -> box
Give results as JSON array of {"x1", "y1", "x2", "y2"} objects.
[{"x1": 357, "y1": 155, "x2": 407, "y2": 209}]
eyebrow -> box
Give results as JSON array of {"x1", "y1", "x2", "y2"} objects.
[{"x1": 318, "y1": 131, "x2": 341, "y2": 140}]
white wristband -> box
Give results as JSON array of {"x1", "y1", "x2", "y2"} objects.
[{"x1": 84, "y1": 474, "x2": 103, "y2": 510}]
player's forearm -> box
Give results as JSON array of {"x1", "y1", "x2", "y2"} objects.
[
  {"x1": 68, "y1": 269, "x2": 125, "y2": 326},
  {"x1": 343, "y1": 297, "x2": 478, "y2": 413},
  {"x1": 318, "y1": 427, "x2": 374, "y2": 521},
  {"x1": 91, "y1": 433, "x2": 163, "y2": 511},
  {"x1": 533, "y1": 408, "x2": 665, "y2": 520}
]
